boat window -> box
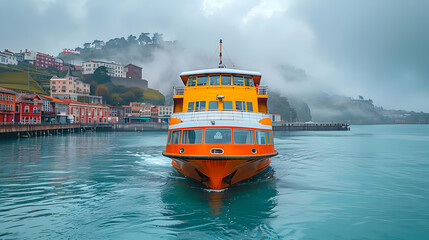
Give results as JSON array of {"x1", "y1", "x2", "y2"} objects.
[
  {"x1": 167, "y1": 131, "x2": 172, "y2": 144},
  {"x1": 266, "y1": 131, "x2": 271, "y2": 144},
  {"x1": 208, "y1": 101, "x2": 218, "y2": 110},
  {"x1": 187, "y1": 76, "x2": 196, "y2": 86},
  {"x1": 221, "y1": 75, "x2": 232, "y2": 85},
  {"x1": 256, "y1": 130, "x2": 267, "y2": 144},
  {"x1": 235, "y1": 101, "x2": 245, "y2": 111},
  {"x1": 205, "y1": 129, "x2": 232, "y2": 144},
  {"x1": 182, "y1": 129, "x2": 203, "y2": 144},
  {"x1": 223, "y1": 101, "x2": 233, "y2": 110},
  {"x1": 209, "y1": 75, "x2": 220, "y2": 85},
  {"x1": 187, "y1": 102, "x2": 194, "y2": 112},
  {"x1": 247, "y1": 102, "x2": 253, "y2": 112},
  {"x1": 233, "y1": 75, "x2": 244, "y2": 86},
  {"x1": 171, "y1": 130, "x2": 182, "y2": 144},
  {"x1": 195, "y1": 101, "x2": 206, "y2": 111},
  {"x1": 197, "y1": 75, "x2": 207, "y2": 86},
  {"x1": 233, "y1": 129, "x2": 255, "y2": 144},
  {"x1": 244, "y1": 76, "x2": 254, "y2": 86},
  {"x1": 271, "y1": 131, "x2": 274, "y2": 144}
]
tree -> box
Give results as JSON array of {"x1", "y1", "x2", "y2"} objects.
[
  {"x1": 110, "y1": 93, "x2": 123, "y2": 106},
  {"x1": 83, "y1": 43, "x2": 91, "y2": 49},
  {"x1": 93, "y1": 66, "x2": 111, "y2": 84},
  {"x1": 152, "y1": 33, "x2": 164, "y2": 44},
  {"x1": 95, "y1": 84, "x2": 109, "y2": 98},
  {"x1": 127, "y1": 35, "x2": 138, "y2": 46},
  {"x1": 359, "y1": 95, "x2": 364, "y2": 100},
  {"x1": 138, "y1": 32, "x2": 152, "y2": 45}
]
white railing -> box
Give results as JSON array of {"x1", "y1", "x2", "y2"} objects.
[
  {"x1": 173, "y1": 86, "x2": 268, "y2": 95},
  {"x1": 173, "y1": 87, "x2": 185, "y2": 95},
  {"x1": 172, "y1": 111, "x2": 271, "y2": 122}
]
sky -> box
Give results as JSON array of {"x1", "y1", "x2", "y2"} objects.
[{"x1": 1, "y1": 0, "x2": 429, "y2": 112}]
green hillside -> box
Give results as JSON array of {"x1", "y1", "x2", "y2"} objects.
[{"x1": 0, "y1": 72, "x2": 46, "y2": 94}]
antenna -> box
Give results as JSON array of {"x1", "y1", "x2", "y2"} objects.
[{"x1": 219, "y1": 39, "x2": 224, "y2": 68}]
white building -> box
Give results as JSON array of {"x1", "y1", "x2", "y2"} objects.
[
  {"x1": 0, "y1": 50, "x2": 18, "y2": 65},
  {"x1": 82, "y1": 60, "x2": 126, "y2": 78}
]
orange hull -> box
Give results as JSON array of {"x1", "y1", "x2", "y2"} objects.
[{"x1": 171, "y1": 157, "x2": 271, "y2": 189}]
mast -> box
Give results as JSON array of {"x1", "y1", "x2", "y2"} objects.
[{"x1": 219, "y1": 39, "x2": 223, "y2": 68}]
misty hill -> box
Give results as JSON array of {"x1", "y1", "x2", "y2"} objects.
[{"x1": 268, "y1": 91, "x2": 312, "y2": 122}]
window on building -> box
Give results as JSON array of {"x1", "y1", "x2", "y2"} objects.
[
  {"x1": 24, "y1": 106, "x2": 29, "y2": 113},
  {"x1": 187, "y1": 102, "x2": 194, "y2": 112},
  {"x1": 247, "y1": 102, "x2": 253, "y2": 112},
  {"x1": 235, "y1": 101, "x2": 245, "y2": 111},
  {"x1": 244, "y1": 76, "x2": 254, "y2": 86},
  {"x1": 256, "y1": 130, "x2": 267, "y2": 144},
  {"x1": 205, "y1": 128, "x2": 232, "y2": 144},
  {"x1": 208, "y1": 101, "x2": 218, "y2": 110},
  {"x1": 221, "y1": 75, "x2": 232, "y2": 85},
  {"x1": 233, "y1": 75, "x2": 244, "y2": 86},
  {"x1": 209, "y1": 75, "x2": 220, "y2": 85},
  {"x1": 233, "y1": 129, "x2": 255, "y2": 144},
  {"x1": 223, "y1": 101, "x2": 233, "y2": 110},
  {"x1": 171, "y1": 130, "x2": 182, "y2": 144},
  {"x1": 197, "y1": 75, "x2": 207, "y2": 86},
  {"x1": 182, "y1": 129, "x2": 203, "y2": 144},
  {"x1": 187, "y1": 76, "x2": 196, "y2": 86}
]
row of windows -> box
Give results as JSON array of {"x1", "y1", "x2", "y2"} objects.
[
  {"x1": 167, "y1": 128, "x2": 273, "y2": 145},
  {"x1": 187, "y1": 75, "x2": 255, "y2": 87},
  {"x1": 0, "y1": 104, "x2": 14, "y2": 111},
  {"x1": 187, "y1": 101, "x2": 253, "y2": 112},
  {"x1": 23, "y1": 106, "x2": 40, "y2": 113},
  {"x1": 0, "y1": 94, "x2": 14, "y2": 101}
]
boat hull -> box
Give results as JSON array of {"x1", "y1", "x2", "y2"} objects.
[{"x1": 169, "y1": 157, "x2": 272, "y2": 189}]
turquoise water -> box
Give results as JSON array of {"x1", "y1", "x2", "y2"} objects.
[{"x1": 1, "y1": 125, "x2": 429, "y2": 239}]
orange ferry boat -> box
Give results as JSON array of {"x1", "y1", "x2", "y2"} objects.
[{"x1": 163, "y1": 41, "x2": 277, "y2": 189}]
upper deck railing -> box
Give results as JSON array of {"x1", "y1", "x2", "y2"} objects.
[
  {"x1": 171, "y1": 110, "x2": 271, "y2": 122},
  {"x1": 173, "y1": 86, "x2": 268, "y2": 96}
]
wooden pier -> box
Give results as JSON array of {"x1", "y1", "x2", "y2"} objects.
[
  {"x1": 0, "y1": 124, "x2": 82, "y2": 139},
  {"x1": 273, "y1": 122, "x2": 350, "y2": 131}
]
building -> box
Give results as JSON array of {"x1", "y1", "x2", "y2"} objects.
[
  {"x1": 155, "y1": 105, "x2": 173, "y2": 123},
  {"x1": 61, "y1": 48, "x2": 81, "y2": 55},
  {"x1": 54, "y1": 58, "x2": 66, "y2": 71},
  {"x1": 35, "y1": 52, "x2": 56, "y2": 69},
  {"x1": 50, "y1": 67, "x2": 90, "y2": 101},
  {"x1": 270, "y1": 114, "x2": 281, "y2": 123},
  {"x1": 0, "y1": 50, "x2": 18, "y2": 65},
  {"x1": 40, "y1": 95, "x2": 57, "y2": 123},
  {"x1": 82, "y1": 60, "x2": 126, "y2": 78},
  {"x1": 124, "y1": 64, "x2": 142, "y2": 79},
  {"x1": 15, "y1": 94, "x2": 42, "y2": 123},
  {"x1": 0, "y1": 87, "x2": 16, "y2": 123},
  {"x1": 14, "y1": 50, "x2": 37, "y2": 64},
  {"x1": 61, "y1": 99, "x2": 109, "y2": 124}
]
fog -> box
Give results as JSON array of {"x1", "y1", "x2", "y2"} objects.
[{"x1": 2, "y1": 0, "x2": 429, "y2": 111}]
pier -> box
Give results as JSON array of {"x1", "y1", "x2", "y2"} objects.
[
  {"x1": 0, "y1": 124, "x2": 82, "y2": 139},
  {"x1": 273, "y1": 122, "x2": 350, "y2": 131}
]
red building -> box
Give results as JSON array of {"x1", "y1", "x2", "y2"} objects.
[
  {"x1": 0, "y1": 87, "x2": 16, "y2": 123},
  {"x1": 125, "y1": 64, "x2": 142, "y2": 79},
  {"x1": 61, "y1": 99, "x2": 110, "y2": 124},
  {"x1": 15, "y1": 94, "x2": 42, "y2": 123},
  {"x1": 35, "y1": 52, "x2": 56, "y2": 69}
]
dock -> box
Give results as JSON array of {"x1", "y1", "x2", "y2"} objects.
[{"x1": 273, "y1": 122, "x2": 350, "y2": 131}]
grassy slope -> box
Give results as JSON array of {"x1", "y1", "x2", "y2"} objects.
[{"x1": 0, "y1": 71, "x2": 46, "y2": 94}]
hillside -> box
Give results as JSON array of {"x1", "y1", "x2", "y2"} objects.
[{"x1": 0, "y1": 71, "x2": 46, "y2": 94}]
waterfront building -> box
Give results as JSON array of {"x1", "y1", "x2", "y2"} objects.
[
  {"x1": 50, "y1": 68, "x2": 91, "y2": 101},
  {"x1": 40, "y1": 95, "x2": 57, "y2": 123},
  {"x1": 15, "y1": 94, "x2": 42, "y2": 123},
  {"x1": 155, "y1": 105, "x2": 173, "y2": 123},
  {"x1": 61, "y1": 99, "x2": 109, "y2": 124},
  {"x1": 0, "y1": 50, "x2": 18, "y2": 65},
  {"x1": 124, "y1": 64, "x2": 142, "y2": 79},
  {"x1": 0, "y1": 87, "x2": 16, "y2": 123},
  {"x1": 82, "y1": 60, "x2": 126, "y2": 78}
]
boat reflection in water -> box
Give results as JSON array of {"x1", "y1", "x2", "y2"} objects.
[{"x1": 160, "y1": 167, "x2": 279, "y2": 238}]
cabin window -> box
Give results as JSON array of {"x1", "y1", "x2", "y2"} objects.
[
  {"x1": 266, "y1": 131, "x2": 272, "y2": 144},
  {"x1": 221, "y1": 75, "x2": 232, "y2": 85},
  {"x1": 197, "y1": 75, "x2": 207, "y2": 86},
  {"x1": 171, "y1": 130, "x2": 182, "y2": 144},
  {"x1": 187, "y1": 102, "x2": 194, "y2": 112},
  {"x1": 244, "y1": 76, "x2": 254, "y2": 86},
  {"x1": 195, "y1": 101, "x2": 206, "y2": 111},
  {"x1": 233, "y1": 129, "x2": 255, "y2": 144},
  {"x1": 223, "y1": 101, "x2": 233, "y2": 110},
  {"x1": 182, "y1": 129, "x2": 203, "y2": 144},
  {"x1": 209, "y1": 75, "x2": 220, "y2": 85},
  {"x1": 233, "y1": 75, "x2": 244, "y2": 86},
  {"x1": 235, "y1": 101, "x2": 245, "y2": 111},
  {"x1": 208, "y1": 101, "x2": 218, "y2": 110},
  {"x1": 256, "y1": 130, "x2": 267, "y2": 144},
  {"x1": 205, "y1": 129, "x2": 232, "y2": 144},
  {"x1": 247, "y1": 102, "x2": 253, "y2": 112},
  {"x1": 187, "y1": 76, "x2": 196, "y2": 86},
  {"x1": 167, "y1": 131, "x2": 171, "y2": 144}
]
